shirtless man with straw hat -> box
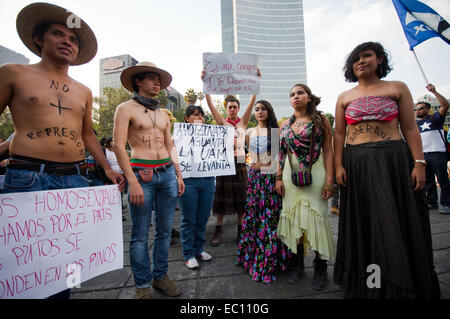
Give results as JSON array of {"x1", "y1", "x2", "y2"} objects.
[
  {"x1": 114, "y1": 61, "x2": 185, "y2": 299},
  {"x1": 0, "y1": 2, "x2": 125, "y2": 298}
]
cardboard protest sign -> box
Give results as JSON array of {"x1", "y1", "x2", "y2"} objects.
[
  {"x1": 173, "y1": 123, "x2": 236, "y2": 178},
  {"x1": 202, "y1": 52, "x2": 259, "y2": 95},
  {"x1": 0, "y1": 184, "x2": 123, "y2": 299}
]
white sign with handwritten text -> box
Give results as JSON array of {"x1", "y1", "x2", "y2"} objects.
[
  {"x1": 202, "y1": 52, "x2": 260, "y2": 95},
  {"x1": 173, "y1": 123, "x2": 236, "y2": 178},
  {"x1": 0, "y1": 185, "x2": 123, "y2": 299}
]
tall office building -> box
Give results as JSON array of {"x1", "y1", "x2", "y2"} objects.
[
  {"x1": 0, "y1": 45, "x2": 29, "y2": 65},
  {"x1": 99, "y1": 54, "x2": 139, "y2": 96},
  {"x1": 221, "y1": 0, "x2": 307, "y2": 118}
]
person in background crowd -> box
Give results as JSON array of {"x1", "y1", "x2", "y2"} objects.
[
  {"x1": 201, "y1": 69, "x2": 260, "y2": 247},
  {"x1": 415, "y1": 84, "x2": 450, "y2": 214},
  {"x1": 178, "y1": 105, "x2": 215, "y2": 269}
]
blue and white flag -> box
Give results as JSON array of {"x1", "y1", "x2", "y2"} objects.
[{"x1": 392, "y1": 0, "x2": 450, "y2": 49}]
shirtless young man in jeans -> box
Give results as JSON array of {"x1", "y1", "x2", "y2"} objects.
[
  {"x1": 114, "y1": 62, "x2": 185, "y2": 299},
  {"x1": 0, "y1": 3, "x2": 124, "y2": 298}
]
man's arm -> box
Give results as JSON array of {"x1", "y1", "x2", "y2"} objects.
[
  {"x1": 241, "y1": 69, "x2": 261, "y2": 127},
  {"x1": 204, "y1": 93, "x2": 227, "y2": 126},
  {"x1": 201, "y1": 70, "x2": 227, "y2": 126},
  {"x1": 82, "y1": 90, "x2": 125, "y2": 188},
  {"x1": 241, "y1": 94, "x2": 257, "y2": 128},
  {"x1": 427, "y1": 84, "x2": 450, "y2": 117},
  {"x1": 165, "y1": 116, "x2": 185, "y2": 197},
  {"x1": 0, "y1": 64, "x2": 15, "y2": 117}
]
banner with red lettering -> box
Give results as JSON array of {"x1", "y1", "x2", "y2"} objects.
[
  {"x1": 0, "y1": 185, "x2": 123, "y2": 299},
  {"x1": 202, "y1": 52, "x2": 260, "y2": 95}
]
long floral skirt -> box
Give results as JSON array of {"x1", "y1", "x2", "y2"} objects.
[{"x1": 236, "y1": 168, "x2": 290, "y2": 283}]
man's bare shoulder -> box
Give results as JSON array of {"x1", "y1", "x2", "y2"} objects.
[
  {"x1": 0, "y1": 63, "x2": 30, "y2": 78},
  {"x1": 68, "y1": 76, "x2": 93, "y2": 96},
  {"x1": 158, "y1": 109, "x2": 170, "y2": 121},
  {"x1": 116, "y1": 99, "x2": 137, "y2": 110}
]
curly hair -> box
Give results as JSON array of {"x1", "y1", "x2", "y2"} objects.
[{"x1": 343, "y1": 41, "x2": 392, "y2": 82}]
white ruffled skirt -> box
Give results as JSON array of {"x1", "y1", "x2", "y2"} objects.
[{"x1": 277, "y1": 153, "x2": 335, "y2": 261}]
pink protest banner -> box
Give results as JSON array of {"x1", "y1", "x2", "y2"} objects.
[
  {"x1": 0, "y1": 184, "x2": 123, "y2": 299},
  {"x1": 202, "y1": 52, "x2": 260, "y2": 95}
]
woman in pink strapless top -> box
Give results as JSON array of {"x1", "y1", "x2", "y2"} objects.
[{"x1": 333, "y1": 41, "x2": 440, "y2": 299}]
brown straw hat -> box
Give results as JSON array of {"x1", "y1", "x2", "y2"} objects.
[
  {"x1": 121, "y1": 61, "x2": 172, "y2": 92},
  {"x1": 16, "y1": 2, "x2": 98, "y2": 65}
]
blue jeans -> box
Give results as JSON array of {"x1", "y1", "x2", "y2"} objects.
[
  {"x1": 3, "y1": 167, "x2": 90, "y2": 299},
  {"x1": 128, "y1": 166, "x2": 178, "y2": 288},
  {"x1": 178, "y1": 177, "x2": 215, "y2": 261},
  {"x1": 424, "y1": 152, "x2": 450, "y2": 206}
]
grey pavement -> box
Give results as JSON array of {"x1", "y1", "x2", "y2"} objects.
[{"x1": 71, "y1": 200, "x2": 450, "y2": 299}]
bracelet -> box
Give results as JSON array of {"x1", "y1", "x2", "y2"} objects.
[
  {"x1": 323, "y1": 183, "x2": 336, "y2": 192},
  {"x1": 414, "y1": 159, "x2": 426, "y2": 166},
  {"x1": 275, "y1": 175, "x2": 283, "y2": 181}
]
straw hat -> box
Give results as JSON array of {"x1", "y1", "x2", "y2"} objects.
[
  {"x1": 121, "y1": 62, "x2": 172, "y2": 92},
  {"x1": 16, "y1": 2, "x2": 97, "y2": 65}
]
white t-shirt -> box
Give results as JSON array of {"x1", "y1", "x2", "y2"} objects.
[{"x1": 105, "y1": 148, "x2": 123, "y2": 174}]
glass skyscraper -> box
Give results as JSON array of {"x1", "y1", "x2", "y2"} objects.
[{"x1": 221, "y1": 0, "x2": 307, "y2": 118}]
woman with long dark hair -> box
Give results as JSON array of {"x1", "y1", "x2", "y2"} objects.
[
  {"x1": 275, "y1": 84, "x2": 335, "y2": 291},
  {"x1": 333, "y1": 41, "x2": 440, "y2": 298},
  {"x1": 236, "y1": 100, "x2": 290, "y2": 283}
]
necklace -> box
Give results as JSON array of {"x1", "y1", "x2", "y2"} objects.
[{"x1": 145, "y1": 108, "x2": 157, "y2": 130}]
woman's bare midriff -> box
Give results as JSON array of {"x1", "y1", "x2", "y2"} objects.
[{"x1": 345, "y1": 119, "x2": 402, "y2": 145}]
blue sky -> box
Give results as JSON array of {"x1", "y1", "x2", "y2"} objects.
[{"x1": 0, "y1": 0, "x2": 449, "y2": 115}]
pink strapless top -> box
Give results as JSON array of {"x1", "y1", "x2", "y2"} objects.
[{"x1": 344, "y1": 96, "x2": 398, "y2": 125}]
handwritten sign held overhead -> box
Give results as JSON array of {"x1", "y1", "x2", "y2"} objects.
[
  {"x1": 203, "y1": 52, "x2": 260, "y2": 95},
  {"x1": 173, "y1": 123, "x2": 236, "y2": 178},
  {"x1": 0, "y1": 185, "x2": 123, "y2": 299}
]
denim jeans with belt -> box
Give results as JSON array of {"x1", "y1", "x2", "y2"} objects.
[
  {"x1": 178, "y1": 177, "x2": 215, "y2": 261},
  {"x1": 3, "y1": 167, "x2": 90, "y2": 299},
  {"x1": 128, "y1": 165, "x2": 178, "y2": 288},
  {"x1": 424, "y1": 152, "x2": 450, "y2": 207}
]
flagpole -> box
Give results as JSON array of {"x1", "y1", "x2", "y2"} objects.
[{"x1": 411, "y1": 48, "x2": 429, "y2": 85}]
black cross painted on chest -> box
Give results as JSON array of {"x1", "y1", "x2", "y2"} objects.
[{"x1": 50, "y1": 99, "x2": 72, "y2": 115}]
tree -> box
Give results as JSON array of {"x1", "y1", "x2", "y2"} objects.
[
  {"x1": 157, "y1": 90, "x2": 169, "y2": 107},
  {"x1": 184, "y1": 88, "x2": 197, "y2": 105},
  {"x1": 0, "y1": 107, "x2": 14, "y2": 140},
  {"x1": 93, "y1": 87, "x2": 131, "y2": 138},
  {"x1": 197, "y1": 91, "x2": 204, "y2": 106}
]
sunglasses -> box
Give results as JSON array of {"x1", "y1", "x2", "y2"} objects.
[{"x1": 415, "y1": 106, "x2": 426, "y2": 111}]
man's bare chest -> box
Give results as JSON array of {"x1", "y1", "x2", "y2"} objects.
[
  {"x1": 130, "y1": 109, "x2": 167, "y2": 132},
  {"x1": 13, "y1": 76, "x2": 86, "y2": 117}
]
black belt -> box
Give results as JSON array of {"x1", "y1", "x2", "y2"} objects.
[
  {"x1": 132, "y1": 161, "x2": 173, "y2": 173},
  {"x1": 7, "y1": 159, "x2": 88, "y2": 176}
]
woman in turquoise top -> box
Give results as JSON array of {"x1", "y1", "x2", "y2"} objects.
[{"x1": 275, "y1": 83, "x2": 335, "y2": 291}]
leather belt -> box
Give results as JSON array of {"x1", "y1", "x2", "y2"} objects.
[
  {"x1": 7, "y1": 159, "x2": 88, "y2": 176},
  {"x1": 132, "y1": 161, "x2": 173, "y2": 173}
]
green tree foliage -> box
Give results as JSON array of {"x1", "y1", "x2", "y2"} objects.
[
  {"x1": 0, "y1": 108, "x2": 14, "y2": 140},
  {"x1": 93, "y1": 87, "x2": 131, "y2": 139},
  {"x1": 184, "y1": 88, "x2": 197, "y2": 105},
  {"x1": 324, "y1": 112, "x2": 335, "y2": 135},
  {"x1": 157, "y1": 90, "x2": 169, "y2": 107}
]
